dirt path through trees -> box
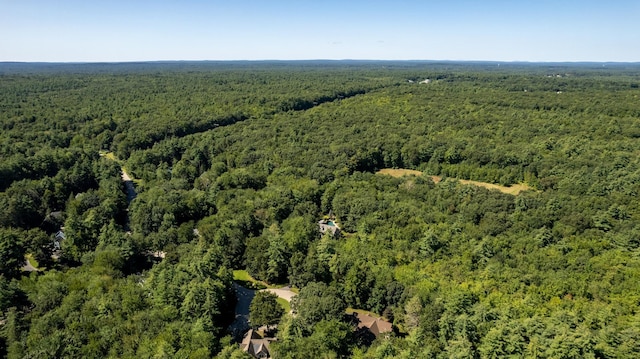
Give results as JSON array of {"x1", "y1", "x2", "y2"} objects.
[
  {"x1": 377, "y1": 168, "x2": 532, "y2": 195},
  {"x1": 121, "y1": 169, "x2": 137, "y2": 204}
]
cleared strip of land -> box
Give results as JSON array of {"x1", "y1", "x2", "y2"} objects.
[
  {"x1": 376, "y1": 168, "x2": 531, "y2": 195},
  {"x1": 377, "y1": 168, "x2": 424, "y2": 177}
]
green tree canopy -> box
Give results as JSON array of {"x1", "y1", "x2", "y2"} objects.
[
  {"x1": 292, "y1": 282, "x2": 346, "y2": 330},
  {"x1": 0, "y1": 229, "x2": 25, "y2": 279},
  {"x1": 249, "y1": 291, "x2": 285, "y2": 328}
]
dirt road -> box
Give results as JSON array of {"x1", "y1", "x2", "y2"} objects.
[{"x1": 121, "y1": 170, "x2": 137, "y2": 203}]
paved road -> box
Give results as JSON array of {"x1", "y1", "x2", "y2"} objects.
[
  {"x1": 228, "y1": 284, "x2": 297, "y2": 339},
  {"x1": 229, "y1": 283, "x2": 256, "y2": 339},
  {"x1": 262, "y1": 287, "x2": 297, "y2": 303}
]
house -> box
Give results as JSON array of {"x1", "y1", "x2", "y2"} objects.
[
  {"x1": 240, "y1": 329, "x2": 273, "y2": 359},
  {"x1": 53, "y1": 230, "x2": 66, "y2": 251},
  {"x1": 319, "y1": 212, "x2": 341, "y2": 236},
  {"x1": 352, "y1": 312, "x2": 393, "y2": 344},
  {"x1": 318, "y1": 219, "x2": 340, "y2": 236}
]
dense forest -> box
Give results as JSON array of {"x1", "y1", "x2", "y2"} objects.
[{"x1": 1, "y1": 61, "x2": 640, "y2": 358}]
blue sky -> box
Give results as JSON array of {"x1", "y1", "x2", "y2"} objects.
[{"x1": 1, "y1": 0, "x2": 638, "y2": 62}]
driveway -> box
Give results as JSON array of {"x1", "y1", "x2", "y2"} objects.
[
  {"x1": 228, "y1": 284, "x2": 297, "y2": 339},
  {"x1": 228, "y1": 282, "x2": 256, "y2": 339},
  {"x1": 262, "y1": 287, "x2": 297, "y2": 302}
]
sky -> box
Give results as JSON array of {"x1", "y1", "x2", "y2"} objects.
[{"x1": 1, "y1": 0, "x2": 639, "y2": 62}]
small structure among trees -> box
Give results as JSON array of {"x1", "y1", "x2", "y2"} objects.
[
  {"x1": 348, "y1": 312, "x2": 393, "y2": 346},
  {"x1": 240, "y1": 329, "x2": 273, "y2": 359},
  {"x1": 318, "y1": 219, "x2": 340, "y2": 236},
  {"x1": 318, "y1": 212, "x2": 340, "y2": 236},
  {"x1": 354, "y1": 312, "x2": 392, "y2": 337},
  {"x1": 244, "y1": 291, "x2": 283, "y2": 358}
]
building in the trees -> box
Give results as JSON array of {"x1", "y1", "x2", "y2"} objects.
[
  {"x1": 352, "y1": 312, "x2": 393, "y2": 344},
  {"x1": 54, "y1": 229, "x2": 66, "y2": 251},
  {"x1": 318, "y1": 219, "x2": 340, "y2": 236},
  {"x1": 240, "y1": 329, "x2": 272, "y2": 359},
  {"x1": 318, "y1": 212, "x2": 340, "y2": 236}
]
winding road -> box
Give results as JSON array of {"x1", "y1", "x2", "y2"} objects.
[{"x1": 228, "y1": 283, "x2": 297, "y2": 339}]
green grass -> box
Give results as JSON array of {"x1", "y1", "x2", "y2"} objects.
[
  {"x1": 99, "y1": 151, "x2": 118, "y2": 162},
  {"x1": 233, "y1": 269, "x2": 290, "y2": 289},
  {"x1": 233, "y1": 269, "x2": 254, "y2": 281},
  {"x1": 277, "y1": 297, "x2": 291, "y2": 313},
  {"x1": 346, "y1": 307, "x2": 388, "y2": 320},
  {"x1": 99, "y1": 151, "x2": 144, "y2": 186},
  {"x1": 233, "y1": 270, "x2": 267, "y2": 289},
  {"x1": 25, "y1": 254, "x2": 39, "y2": 269}
]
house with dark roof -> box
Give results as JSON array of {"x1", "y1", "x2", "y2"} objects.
[
  {"x1": 350, "y1": 312, "x2": 393, "y2": 345},
  {"x1": 356, "y1": 313, "x2": 392, "y2": 337},
  {"x1": 240, "y1": 329, "x2": 273, "y2": 359},
  {"x1": 54, "y1": 230, "x2": 66, "y2": 251}
]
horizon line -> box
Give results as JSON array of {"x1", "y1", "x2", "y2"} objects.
[{"x1": 2, "y1": 59, "x2": 639, "y2": 65}]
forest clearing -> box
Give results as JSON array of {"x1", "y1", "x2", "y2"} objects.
[{"x1": 377, "y1": 168, "x2": 532, "y2": 195}]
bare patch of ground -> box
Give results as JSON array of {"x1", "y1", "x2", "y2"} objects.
[
  {"x1": 377, "y1": 169, "x2": 532, "y2": 195},
  {"x1": 376, "y1": 168, "x2": 423, "y2": 177}
]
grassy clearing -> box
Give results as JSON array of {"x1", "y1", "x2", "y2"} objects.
[
  {"x1": 232, "y1": 269, "x2": 290, "y2": 290},
  {"x1": 431, "y1": 176, "x2": 532, "y2": 195},
  {"x1": 99, "y1": 151, "x2": 118, "y2": 161},
  {"x1": 277, "y1": 298, "x2": 291, "y2": 313},
  {"x1": 25, "y1": 254, "x2": 39, "y2": 269},
  {"x1": 233, "y1": 269, "x2": 254, "y2": 282},
  {"x1": 377, "y1": 168, "x2": 532, "y2": 195},
  {"x1": 376, "y1": 168, "x2": 423, "y2": 177},
  {"x1": 233, "y1": 270, "x2": 266, "y2": 289},
  {"x1": 346, "y1": 307, "x2": 388, "y2": 320},
  {"x1": 458, "y1": 179, "x2": 530, "y2": 195}
]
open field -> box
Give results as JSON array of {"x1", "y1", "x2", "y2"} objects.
[
  {"x1": 376, "y1": 168, "x2": 424, "y2": 177},
  {"x1": 377, "y1": 169, "x2": 532, "y2": 195},
  {"x1": 460, "y1": 179, "x2": 529, "y2": 195}
]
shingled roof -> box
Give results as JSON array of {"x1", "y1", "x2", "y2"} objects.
[
  {"x1": 356, "y1": 313, "x2": 392, "y2": 338},
  {"x1": 240, "y1": 329, "x2": 272, "y2": 359}
]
